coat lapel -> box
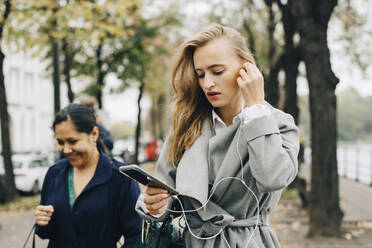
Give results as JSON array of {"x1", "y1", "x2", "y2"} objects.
[
  {"x1": 210, "y1": 119, "x2": 249, "y2": 202},
  {"x1": 176, "y1": 119, "x2": 213, "y2": 205}
]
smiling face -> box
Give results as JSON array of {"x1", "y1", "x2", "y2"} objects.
[
  {"x1": 55, "y1": 120, "x2": 99, "y2": 169},
  {"x1": 193, "y1": 38, "x2": 243, "y2": 116}
]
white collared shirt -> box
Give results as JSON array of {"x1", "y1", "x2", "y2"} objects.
[{"x1": 212, "y1": 103, "x2": 271, "y2": 134}]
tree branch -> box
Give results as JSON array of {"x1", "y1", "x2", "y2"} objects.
[{"x1": 0, "y1": 0, "x2": 12, "y2": 38}]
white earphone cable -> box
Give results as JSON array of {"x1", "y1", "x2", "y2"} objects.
[{"x1": 166, "y1": 124, "x2": 260, "y2": 248}]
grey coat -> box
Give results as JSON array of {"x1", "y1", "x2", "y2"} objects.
[{"x1": 136, "y1": 106, "x2": 299, "y2": 248}]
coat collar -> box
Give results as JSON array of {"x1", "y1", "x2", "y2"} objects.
[
  {"x1": 82, "y1": 152, "x2": 113, "y2": 192},
  {"x1": 175, "y1": 117, "x2": 243, "y2": 206},
  {"x1": 61, "y1": 151, "x2": 113, "y2": 193},
  {"x1": 175, "y1": 118, "x2": 213, "y2": 205}
]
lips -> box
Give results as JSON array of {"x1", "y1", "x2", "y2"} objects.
[
  {"x1": 65, "y1": 153, "x2": 79, "y2": 160},
  {"x1": 207, "y1": 91, "x2": 220, "y2": 97}
]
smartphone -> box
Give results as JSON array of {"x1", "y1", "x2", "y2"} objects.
[{"x1": 119, "y1": 164, "x2": 179, "y2": 195}]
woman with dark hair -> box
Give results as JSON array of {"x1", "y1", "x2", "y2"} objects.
[
  {"x1": 34, "y1": 103, "x2": 141, "y2": 248},
  {"x1": 136, "y1": 24, "x2": 299, "y2": 247}
]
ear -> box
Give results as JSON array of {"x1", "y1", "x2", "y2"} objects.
[{"x1": 91, "y1": 126, "x2": 99, "y2": 143}]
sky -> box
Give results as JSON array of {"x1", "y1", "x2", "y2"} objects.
[
  {"x1": 102, "y1": 0, "x2": 372, "y2": 125},
  {"x1": 102, "y1": 75, "x2": 152, "y2": 125}
]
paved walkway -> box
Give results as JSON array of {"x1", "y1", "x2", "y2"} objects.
[
  {"x1": 1, "y1": 162, "x2": 372, "y2": 247},
  {"x1": 271, "y1": 198, "x2": 372, "y2": 248},
  {"x1": 270, "y1": 164, "x2": 372, "y2": 248},
  {"x1": 300, "y1": 163, "x2": 372, "y2": 222},
  {"x1": 339, "y1": 177, "x2": 372, "y2": 222},
  {"x1": 0, "y1": 210, "x2": 48, "y2": 248}
]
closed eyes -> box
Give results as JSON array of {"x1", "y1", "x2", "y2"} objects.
[{"x1": 195, "y1": 70, "x2": 224, "y2": 78}]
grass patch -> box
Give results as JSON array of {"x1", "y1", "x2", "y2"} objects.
[
  {"x1": 281, "y1": 188, "x2": 300, "y2": 200},
  {"x1": 0, "y1": 194, "x2": 40, "y2": 212}
]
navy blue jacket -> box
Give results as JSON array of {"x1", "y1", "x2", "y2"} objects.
[{"x1": 36, "y1": 152, "x2": 141, "y2": 248}]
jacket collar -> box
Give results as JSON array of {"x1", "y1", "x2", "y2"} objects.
[
  {"x1": 175, "y1": 117, "x2": 242, "y2": 206},
  {"x1": 83, "y1": 152, "x2": 113, "y2": 192},
  {"x1": 175, "y1": 118, "x2": 213, "y2": 205},
  {"x1": 62, "y1": 151, "x2": 113, "y2": 192}
]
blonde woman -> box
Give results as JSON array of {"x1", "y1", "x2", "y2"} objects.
[{"x1": 136, "y1": 23, "x2": 299, "y2": 247}]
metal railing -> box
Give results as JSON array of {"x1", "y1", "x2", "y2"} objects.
[{"x1": 337, "y1": 144, "x2": 372, "y2": 186}]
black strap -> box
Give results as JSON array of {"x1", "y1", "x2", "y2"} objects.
[
  {"x1": 22, "y1": 223, "x2": 36, "y2": 248},
  {"x1": 155, "y1": 221, "x2": 168, "y2": 248}
]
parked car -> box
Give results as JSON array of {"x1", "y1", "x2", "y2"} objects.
[
  {"x1": 0, "y1": 153, "x2": 50, "y2": 194},
  {"x1": 112, "y1": 137, "x2": 146, "y2": 163},
  {"x1": 112, "y1": 137, "x2": 162, "y2": 164}
]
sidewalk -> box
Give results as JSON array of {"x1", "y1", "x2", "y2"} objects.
[
  {"x1": 1, "y1": 162, "x2": 372, "y2": 248},
  {"x1": 270, "y1": 164, "x2": 372, "y2": 248},
  {"x1": 300, "y1": 163, "x2": 372, "y2": 222},
  {"x1": 271, "y1": 198, "x2": 372, "y2": 248}
]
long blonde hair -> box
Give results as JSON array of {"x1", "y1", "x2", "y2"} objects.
[{"x1": 169, "y1": 23, "x2": 256, "y2": 165}]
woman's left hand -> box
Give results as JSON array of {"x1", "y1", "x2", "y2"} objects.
[{"x1": 237, "y1": 63, "x2": 265, "y2": 107}]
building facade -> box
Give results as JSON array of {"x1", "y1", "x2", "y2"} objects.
[{"x1": 2, "y1": 51, "x2": 68, "y2": 153}]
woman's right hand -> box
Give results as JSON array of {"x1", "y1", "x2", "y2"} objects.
[
  {"x1": 35, "y1": 205, "x2": 54, "y2": 226},
  {"x1": 144, "y1": 187, "x2": 170, "y2": 216}
]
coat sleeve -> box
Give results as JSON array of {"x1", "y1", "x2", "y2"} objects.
[
  {"x1": 118, "y1": 175, "x2": 142, "y2": 248},
  {"x1": 241, "y1": 107, "x2": 299, "y2": 193},
  {"x1": 35, "y1": 167, "x2": 57, "y2": 239}
]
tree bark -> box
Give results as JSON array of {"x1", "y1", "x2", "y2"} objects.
[
  {"x1": 62, "y1": 38, "x2": 74, "y2": 103},
  {"x1": 280, "y1": 2, "x2": 301, "y2": 124},
  {"x1": 134, "y1": 81, "x2": 145, "y2": 165},
  {"x1": 243, "y1": 19, "x2": 256, "y2": 57},
  {"x1": 0, "y1": 0, "x2": 18, "y2": 202},
  {"x1": 95, "y1": 43, "x2": 105, "y2": 109},
  {"x1": 51, "y1": 4, "x2": 60, "y2": 115},
  {"x1": 289, "y1": 0, "x2": 343, "y2": 236},
  {"x1": 150, "y1": 95, "x2": 158, "y2": 138},
  {"x1": 264, "y1": 0, "x2": 280, "y2": 107},
  {"x1": 157, "y1": 94, "x2": 166, "y2": 140}
]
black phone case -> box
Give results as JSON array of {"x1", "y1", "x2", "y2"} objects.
[{"x1": 119, "y1": 165, "x2": 179, "y2": 195}]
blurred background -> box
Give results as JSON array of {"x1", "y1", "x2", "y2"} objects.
[{"x1": 0, "y1": 0, "x2": 372, "y2": 247}]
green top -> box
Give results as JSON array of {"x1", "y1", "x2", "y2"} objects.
[{"x1": 68, "y1": 166, "x2": 75, "y2": 210}]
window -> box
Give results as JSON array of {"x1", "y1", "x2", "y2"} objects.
[
  {"x1": 29, "y1": 160, "x2": 41, "y2": 169},
  {"x1": 24, "y1": 72, "x2": 34, "y2": 105},
  {"x1": 8, "y1": 67, "x2": 20, "y2": 103}
]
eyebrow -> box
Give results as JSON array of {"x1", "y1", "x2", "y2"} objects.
[
  {"x1": 56, "y1": 137, "x2": 77, "y2": 142},
  {"x1": 195, "y1": 64, "x2": 225, "y2": 71}
]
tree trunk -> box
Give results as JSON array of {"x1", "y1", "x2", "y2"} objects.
[
  {"x1": 290, "y1": 0, "x2": 343, "y2": 237},
  {"x1": 51, "y1": 38, "x2": 60, "y2": 115},
  {"x1": 62, "y1": 38, "x2": 74, "y2": 103},
  {"x1": 0, "y1": 0, "x2": 18, "y2": 202},
  {"x1": 281, "y1": 2, "x2": 301, "y2": 124},
  {"x1": 50, "y1": 3, "x2": 61, "y2": 115},
  {"x1": 96, "y1": 43, "x2": 105, "y2": 109},
  {"x1": 279, "y1": 0, "x2": 308, "y2": 209},
  {"x1": 157, "y1": 94, "x2": 166, "y2": 140},
  {"x1": 282, "y1": 51, "x2": 300, "y2": 124},
  {"x1": 150, "y1": 95, "x2": 158, "y2": 138},
  {"x1": 264, "y1": 0, "x2": 280, "y2": 107},
  {"x1": 134, "y1": 81, "x2": 145, "y2": 165},
  {"x1": 243, "y1": 19, "x2": 256, "y2": 57}
]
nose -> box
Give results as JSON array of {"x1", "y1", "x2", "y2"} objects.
[
  {"x1": 62, "y1": 144, "x2": 72, "y2": 154},
  {"x1": 204, "y1": 74, "x2": 215, "y2": 89}
]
